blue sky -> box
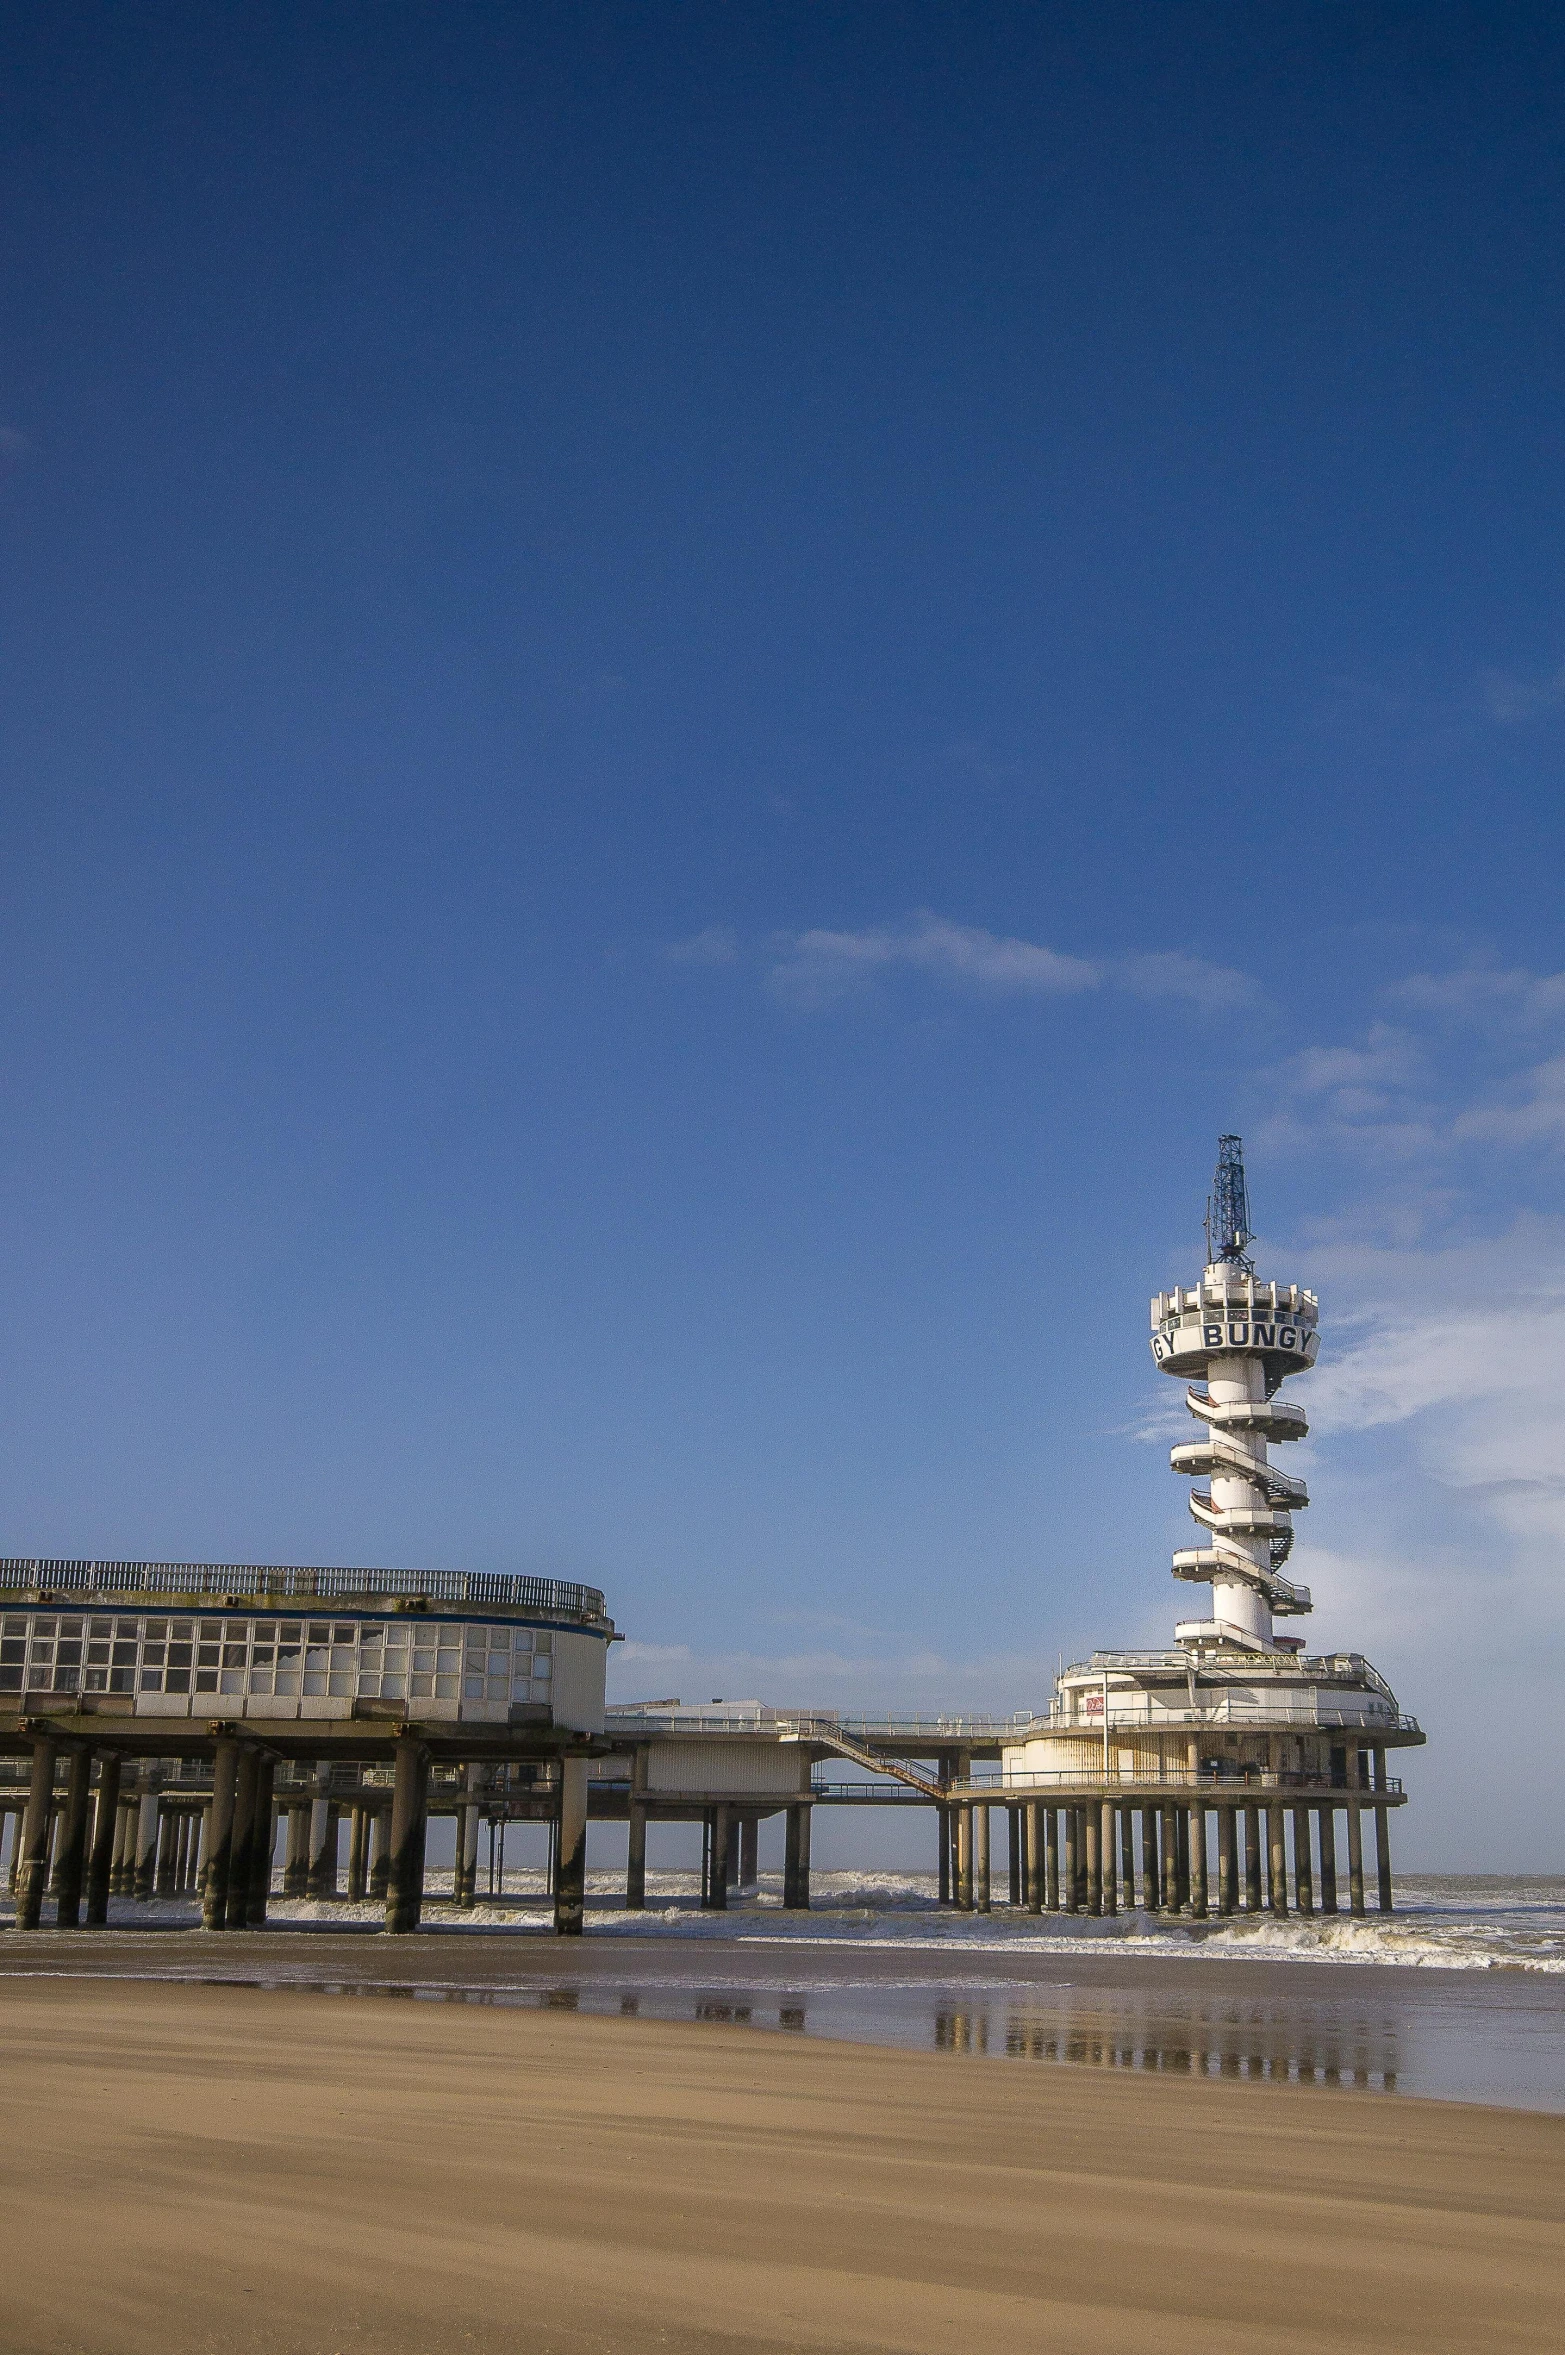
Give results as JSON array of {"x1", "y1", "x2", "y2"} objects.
[{"x1": 4, "y1": 5, "x2": 1565, "y2": 1864}]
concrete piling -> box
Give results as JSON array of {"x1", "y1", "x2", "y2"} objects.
[
  {"x1": 53, "y1": 1750, "x2": 92, "y2": 1927},
  {"x1": 554, "y1": 1756, "x2": 588, "y2": 1936},
  {"x1": 15, "y1": 1736, "x2": 58, "y2": 1932},
  {"x1": 385, "y1": 1736, "x2": 430, "y2": 1934},
  {"x1": 85, "y1": 1751, "x2": 122, "y2": 1926},
  {"x1": 202, "y1": 1738, "x2": 240, "y2": 1931}
]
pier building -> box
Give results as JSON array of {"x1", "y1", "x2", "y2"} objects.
[{"x1": 0, "y1": 1557, "x2": 616, "y2": 1933}]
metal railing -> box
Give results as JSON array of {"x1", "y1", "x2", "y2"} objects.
[
  {"x1": 0, "y1": 1558, "x2": 610, "y2": 1626},
  {"x1": 810, "y1": 1779, "x2": 928, "y2": 1801},
  {"x1": 1051, "y1": 1701, "x2": 1420, "y2": 1734},
  {"x1": 947, "y1": 1769, "x2": 1406, "y2": 1797},
  {"x1": 602, "y1": 1709, "x2": 1040, "y2": 1738}
]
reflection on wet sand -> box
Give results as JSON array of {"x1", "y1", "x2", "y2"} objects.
[
  {"x1": 230, "y1": 1974, "x2": 1403, "y2": 2092},
  {"x1": 933, "y1": 2004, "x2": 1397, "y2": 2090}
]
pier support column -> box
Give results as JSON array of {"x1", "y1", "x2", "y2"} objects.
[
  {"x1": 385, "y1": 1737, "x2": 431, "y2": 1934},
  {"x1": 16, "y1": 1736, "x2": 58, "y2": 1932},
  {"x1": 133, "y1": 1775, "x2": 161, "y2": 1902},
  {"x1": 85, "y1": 1752, "x2": 122, "y2": 1926},
  {"x1": 1292, "y1": 1806, "x2": 1313, "y2": 1913},
  {"x1": 246, "y1": 1758, "x2": 275, "y2": 1925},
  {"x1": 53, "y1": 1750, "x2": 92, "y2": 1927},
  {"x1": 109, "y1": 1796, "x2": 132, "y2": 1895},
  {"x1": 702, "y1": 1809, "x2": 727, "y2": 1911},
  {"x1": 454, "y1": 1765, "x2": 485, "y2": 1908},
  {"x1": 739, "y1": 1815, "x2": 758, "y2": 1891},
  {"x1": 1375, "y1": 1803, "x2": 1393, "y2": 1914},
  {"x1": 1347, "y1": 1799, "x2": 1366, "y2": 1917},
  {"x1": 1318, "y1": 1806, "x2": 1338, "y2": 1913},
  {"x1": 282, "y1": 1801, "x2": 308, "y2": 1897},
  {"x1": 954, "y1": 1805, "x2": 973, "y2": 1911},
  {"x1": 1160, "y1": 1803, "x2": 1180, "y2": 1916},
  {"x1": 347, "y1": 1805, "x2": 369, "y2": 1903},
  {"x1": 1217, "y1": 1804, "x2": 1237, "y2": 1915},
  {"x1": 1007, "y1": 1808, "x2": 1021, "y2": 1907},
  {"x1": 724, "y1": 1813, "x2": 741, "y2": 1891},
  {"x1": 1062, "y1": 1807, "x2": 1079, "y2": 1914},
  {"x1": 1120, "y1": 1806, "x2": 1137, "y2": 1909},
  {"x1": 554, "y1": 1756, "x2": 588, "y2": 1936},
  {"x1": 973, "y1": 1802, "x2": 991, "y2": 1914},
  {"x1": 1141, "y1": 1807, "x2": 1159, "y2": 1911},
  {"x1": 226, "y1": 1748, "x2": 259, "y2": 1931},
  {"x1": 1243, "y1": 1803, "x2": 1263, "y2": 1912},
  {"x1": 1267, "y1": 1804, "x2": 1288, "y2": 1917},
  {"x1": 154, "y1": 1803, "x2": 178, "y2": 1897},
  {"x1": 202, "y1": 1739, "x2": 239, "y2": 1931},
  {"x1": 1175, "y1": 1806, "x2": 1191, "y2": 1911},
  {"x1": 369, "y1": 1804, "x2": 391, "y2": 1902},
  {"x1": 936, "y1": 1801, "x2": 950, "y2": 1904},
  {"x1": 1100, "y1": 1800, "x2": 1117, "y2": 1916},
  {"x1": 783, "y1": 1802, "x2": 811, "y2": 1909},
  {"x1": 1025, "y1": 1802, "x2": 1043, "y2": 1913},
  {"x1": 1189, "y1": 1804, "x2": 1208, "y2": 1920},
  {"x1": 1044, "y1": 1807, "x2": 1059, "y2": 1910},
  {"x1": 307, "y1": 1779, "x2": 339, "y2": 1900},
  {"x1": 626, "y1": 1746, "x2": 649, "y2": 1910}
]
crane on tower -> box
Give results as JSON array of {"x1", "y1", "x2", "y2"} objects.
[{"x1": 1205, "y1": 1133, "x2": 1254, "y2": 1270}]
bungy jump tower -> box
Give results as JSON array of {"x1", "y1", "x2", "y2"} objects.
[{"x1": 993, "y1": 1137, "x2": 1423, "y2": 1921}]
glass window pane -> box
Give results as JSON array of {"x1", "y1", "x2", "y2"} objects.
[
  {"x1": 165, "y1": 1669, "x2": 190, "y2": 1694},
  {"x1": 327, "y1": 1672, "x2": 352, "y2": 1696},
  {"x1": 434, "y1": 1675, "x2": 458, "y2": 1698},
  {"x1": 195, "y1": 1669, "x2": 218, "y2": 1692}
]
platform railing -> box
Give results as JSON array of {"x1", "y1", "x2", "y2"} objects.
[
  {"x1": 0, "y1": 1558, "x2": 609, "y2": 1625},
  {"x1": 947, "y1": 1768, "x2": 1406, "y2": 1797}
]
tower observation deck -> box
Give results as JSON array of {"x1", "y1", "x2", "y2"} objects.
[{"x1": 1151, "y1": 1136, "x2": 1319, "y2": 1653}]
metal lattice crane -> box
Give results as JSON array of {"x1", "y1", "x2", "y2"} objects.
[{"x1": 1206, "y1": 1133, "x2": 1253, "y2": 1270}]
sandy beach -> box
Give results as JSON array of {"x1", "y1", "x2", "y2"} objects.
[{"x1": 1, "y1": 1975, "x2": 1560, "y2": 2355}]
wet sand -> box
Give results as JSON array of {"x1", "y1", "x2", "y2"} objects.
[
  {"x1": 1, "y1": 1973, "x2": 1562, "y2": 2354},
  {"x1": 5, "y1": 1921, "x2": 1565, "y2": 2107}
]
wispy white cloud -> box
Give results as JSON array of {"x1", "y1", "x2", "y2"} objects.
[
  {"x1": 1391, "y1": 966, "x2": 1565, "y2": 1026},
  {"x1": 1482, "y1": 657, "x2": 1565, "y2": 724},
  {"x1": 769, "y1": 916, "x2": 1099, "y2": 1007},
  {"x1": 667, "y1": 925, "x2": 740, "y2": 965},
  {"x1": 763, "y1": 915, "x2": 1258, "y2": 1014},
  {"x1": 1453, "y1": 1055, "x2": 1565, "y2": 1149}
]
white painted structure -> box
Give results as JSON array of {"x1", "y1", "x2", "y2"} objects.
[{"x1": 1151, "y1": 1267, "x2": 1318, "y2": 1650}]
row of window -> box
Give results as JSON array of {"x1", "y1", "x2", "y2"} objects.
[{"x1": 0, "y1": 1613, "x2": 556, "y2": 1703}]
